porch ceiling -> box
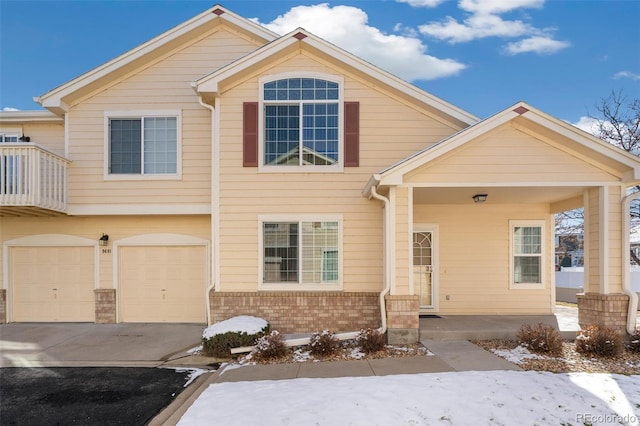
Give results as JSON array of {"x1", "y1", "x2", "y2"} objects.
[{"x1": 412, "y1": 186, "x2": 586, "y2": 205}]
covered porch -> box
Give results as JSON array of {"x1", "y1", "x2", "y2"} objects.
[{"x1": 366, "y1": 102, "x2": 640, "y2": 343}]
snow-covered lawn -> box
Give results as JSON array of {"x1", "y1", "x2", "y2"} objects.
[
  {"x1": 178, "y1": 315, "x2": 640, "y2": 425},
  {"x1": 178, "y1": 370, "x2": 640, "y2": 425}
]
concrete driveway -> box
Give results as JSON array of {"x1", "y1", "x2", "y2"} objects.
[{"x1": 0, "y1": 323, "x2": 205, "y2": 367}]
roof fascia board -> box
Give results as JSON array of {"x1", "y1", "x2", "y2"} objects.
[
  {"x1": 510, "y1": 120, "x2": 626, "y2": 180},
  {"x1": 195, "y1": 28, "x2": 478, "y2": 127},
  {"x1": 379, "y1": 108, "x2": 518, "y2": 186},
  {"x1": 37, "y1": 5, "x2": 277, "y2": 109},
  {"x1": 0, "y1": 110, "x2": 64, "y2": 123},
  {"x1": 520, "y1": 106, "x2": 640, "y2": 171},
  {"x1": 195, "y1": 35, "x2": 300, "y2": 94},
  {"x1": 301, "y1": 36, "x2": 478, "y2": 126}
]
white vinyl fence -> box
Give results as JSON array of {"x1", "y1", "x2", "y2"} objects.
[{"x1": 556, "y1": 267, "x2": 640, "y2": 309}]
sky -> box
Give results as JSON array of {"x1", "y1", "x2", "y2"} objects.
[{"x1": 1, "y1": 0, "x2": 639, "y2": 128}]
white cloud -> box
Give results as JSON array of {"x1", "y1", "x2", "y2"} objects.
[
  {"x1": 504, "y1": 36, "x2": 570, "y2": 55},
  {"x1": 2, "y1": 107, "x2": 20, "y2": 112},
  {"x1": 459, "y1": 0, "x2": 544, "y2": 15},
  {"x1": 417, "y1": 0, "x2": 568, "y2": 56},
  {"x1": 396, "y1": 0, "x2": 447, "y2": 7},
  {"x1": 613, "y1": 71, "x2": 640, "y2": 81},
  {"x1": 420, "y1": 14, "x2": 535, "y2": 43},
  {"x1": 255, "y1": 4, "x2": 466, "y2": 81},
  {"x1": 570, "y1": 116, "x2": 599, "y2": 135}
]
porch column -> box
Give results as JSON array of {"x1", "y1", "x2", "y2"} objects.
[
  {"x1": 577, "y1": 185, "x2": 629, "y2": 332},
  {"x1": 386, "y1": 186, "x2": 419, "y2": 343}
]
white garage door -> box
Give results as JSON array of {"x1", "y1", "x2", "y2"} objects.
[
  {"x1": 120, "y1": 245, "x2": 206, "y2": 323},
  {"x1": 12, "y1": 246, "x2": 95, "y2": 322}
]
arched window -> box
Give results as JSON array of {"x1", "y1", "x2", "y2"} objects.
[{"x1": 263, "y1": 78, "x2": 340, "y2": 167}]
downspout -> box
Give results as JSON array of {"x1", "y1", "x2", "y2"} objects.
[
  {"x1": 369, "y1": 184, "x2": 390, "y2": 335},
  {"x1": 231, "y1": 182, "x2": 391, "y2": 354},
  {"x1": 198, "y1": 95, "x2": 216, "y2": 326},
  {"x1": 622, "y1": 190, "x2": 640, "y2": 334}
]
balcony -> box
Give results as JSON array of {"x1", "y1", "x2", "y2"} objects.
[{"x1": 0, "y1": 143, "x2": 70, "y2": 216}]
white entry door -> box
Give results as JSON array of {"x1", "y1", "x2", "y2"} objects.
[{"x1": 413, "y1": 229, "x2": 437, "y2": 310}]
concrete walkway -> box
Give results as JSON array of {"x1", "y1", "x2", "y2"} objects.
[{"x1": 153, "y1": 339, "x2": 521, "y2": 425}]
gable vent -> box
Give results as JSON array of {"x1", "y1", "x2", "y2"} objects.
[
  {"x1": 293, "y1": 32, "x2": 307, "y2": 40},
  {"x1": 212, "y1": 8, "x2": 225, "y2": 16},
  {"x1": 513, "y1": 106, "x2": 529, "y2": 115}
]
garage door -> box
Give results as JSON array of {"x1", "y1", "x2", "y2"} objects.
[
  {"x1": 12, "y1": 246, "x2": 95, "y2": 322},
  {"x1": 120, "y1": 246, "x2": 206, "y2": 323}
]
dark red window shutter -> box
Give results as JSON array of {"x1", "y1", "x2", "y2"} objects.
[
  {"x1": 243, "y1": 102, "x2": 259, "y2": 167},
  {"x1": 344, "y1": 101, "x2": 359, "y2": 167}
]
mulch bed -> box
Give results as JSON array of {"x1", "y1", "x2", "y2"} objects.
[
  {"x1": 238, "y1": 340, "x2": 429, "y2": 365},
  {"x1": 473, "y1": 339, "x2": 640, "y2": 375}
]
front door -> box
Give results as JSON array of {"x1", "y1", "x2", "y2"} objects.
[{"x1": 413, "y1": 230, "x2": 436, "y2": 310}]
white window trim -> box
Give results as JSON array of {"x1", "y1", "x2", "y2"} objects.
[
  {"x1": 103, "y1": 110, "x2": 182, "y2": 180},
  {"x1": 257, "y1": 72, "x2": 344, "y2": 174},
  {"x1": 258, "y1": 214, "x2": 343, "y2": 291},
  {"x1": 509, "y1": 219, "x2": 546, "y2": 290}
]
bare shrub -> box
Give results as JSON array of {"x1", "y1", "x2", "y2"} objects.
[
  {"x1": 357, "y1": 328, "x2": 386, "y2": 353},
  {"x1": 253, "y1": 330, "x2": 288, "y2": 361},
  {"x1": 575, "y1": 324, "x2": 622, "y2": 357},
  {"x1": 516, "y1": 323, "x2": 563, "y2": 356},
  {"x1": 309, "y1": 330, "x2": 339, "y2": 357},
  {"x1": 628, "y1": 329, "x2": 640, "y2": 353}
]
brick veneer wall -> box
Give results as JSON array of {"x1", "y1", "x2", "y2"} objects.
[
  {"x1": 577, "y1": 293, "x2": 629, "y2": 333},
  {"x1": 385, "y1": 294, "x2": 419, "y2": 329},
  {"x1": 209, "y1": 291, "x2": 380, "y2": 333},
  {"x1": 0, "y1": 289, "x2": 6, "y2": 324},
  {"x1": 94, "y1": 289, "x2": 117, "y2": 324}
]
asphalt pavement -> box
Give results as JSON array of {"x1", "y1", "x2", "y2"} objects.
[{"x1": 0, "y1": 367, "x2": 193, "y2": 426}]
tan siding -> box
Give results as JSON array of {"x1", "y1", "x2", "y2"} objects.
[
  {"x1": 414, "y1": 203, "x2": 553, "y2": 315},
  {"x1": 608, "y1": 185, "x2": 623, "y2": 293},
  {"x1": 406, "y1": 125, "x2": 619, "y2": 184},
  {"x1": 393, "y1": 187, "x2": 410, "y2": 295},
  {"x1": 1, "y1": 215, "x2": 210, "y2": 291},
  {"x1": 585, "y1": 187, "x2": 600, "y2": 293},
  {"x1": 66, "y1": 26, "x2": 260, "y2": 207},
  {"x1": 217, "y1": 51, "x2": 455, "y2": 292},
  {"x1": 21, "y1": 122, "x2": 65, "y2": 155}
]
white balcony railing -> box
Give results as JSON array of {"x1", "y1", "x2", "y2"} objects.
[{"x1": 0, "y1": 143, "x2": 70, "y2": 214}]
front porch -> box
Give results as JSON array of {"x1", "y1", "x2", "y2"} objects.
[{"x1": 0, "y1": 143, "x2": 70, "y2": 216}]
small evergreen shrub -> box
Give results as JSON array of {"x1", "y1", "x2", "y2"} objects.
[
  {"x1": 575, "y1": 324, "x2": 622, "y2": 357},
  {"x1": 202, "y1": 329, "x2": 267, "y2": 358},
  {"x1": 309, "y1": 330, "x2": 339, "y2": 357},
  {"x1": 628, "y1": 329, "x2": 640, "y2": 353},
  {"x1": 516, "y1": 323, "x2": 562, "y2": 355},
  {"x1": 357, "y1": 328, "x2": 386, "y2": 353},
  {"x1": 253, "y1": 330, "x2": 289, "y2": 361}
]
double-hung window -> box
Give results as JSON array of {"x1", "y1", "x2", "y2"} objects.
[
  {"x1": 107, "y1": 112, "x2": 179, "y2": 177},
  {"x1": 510, "y1": 220, "x2": 545, "y2": 289},
  {"x1": 260, "y1": 217, "x2": 341, "y2": 289},
  {"x1": 262, "y1": 77, "x2": 341, "y2": 168}
]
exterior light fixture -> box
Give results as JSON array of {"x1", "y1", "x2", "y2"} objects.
[
  {"x1": 99, "y1": 234, "x2": 109, "y2": 246},
  {"x1": 472, "y1": 194, "x2": 488, "y2": 203}
]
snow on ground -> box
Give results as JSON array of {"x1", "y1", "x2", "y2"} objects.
[
  {"x1": 202, "y1": 316, "x2": 268, "y2": 339},
  {"x1": 491, "y1": 345, "x2": 548, "y2": 364},
  {"x1": 178, "y1": 370, "x2": 640, "y2": 426}
]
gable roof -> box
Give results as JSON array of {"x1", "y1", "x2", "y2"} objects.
[
  {"x1": 35, "y1": 5, "x2": 278, "y2": 115},
  {"x1": 364, "y1": 101, "x2": 640, "y2": 195},
  {"x1": 193, "y1": 27, "x2": 479, "y2": 129}
]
